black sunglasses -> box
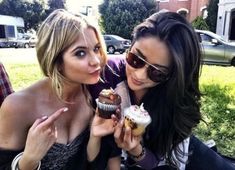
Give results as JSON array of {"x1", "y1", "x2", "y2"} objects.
[{"x1": 126, "y1": 51, "x2": 169, "y2": 83}]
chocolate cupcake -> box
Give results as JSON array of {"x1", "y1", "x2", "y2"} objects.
[
  {"x1": 96, "y1": 88, "x2": 121, "y2": 119},
  {"x1": 124, "y1": 103, "x2": 151, "y2": 136}
]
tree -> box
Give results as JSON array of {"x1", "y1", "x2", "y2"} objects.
[
  {"x1": 192, "y1": 16, "x2": 209, "y2": 30},
  {"x1": 0, "y1": 0, "x2": 46, "y2": 31},
  {"x1": 206, "y1": 0, "x2": 219, "y2": 32},
  {"x1": 46, "y1": 0, "x2": 66, "y2": 16},
  {"x1": 99, "y1": 0, "x2": 157, "y2": 39}
]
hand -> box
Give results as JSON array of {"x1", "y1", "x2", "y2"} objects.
[
  {"x1": 21, "y1": 107, "x2": 68, "y2": 164},
  {"x1": 114, "y1": 120, "x2": 142, "y2": 152},
  {"x1": 90, "y1": 109, "x2": 120, "y2": 137}
]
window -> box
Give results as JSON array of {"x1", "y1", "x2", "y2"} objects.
[
  {"x1": 200, "y1": 33, "x2": 212, "y2": 42},
  {"x1": 104, "y1": 36, "x2": 111, "y2": 41},
  {"x1": 5, "y1": 25, "x2": 15, "y2": 38}
]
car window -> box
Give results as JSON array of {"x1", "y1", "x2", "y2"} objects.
[
  {"x1": 200, "y1": 33, "x2": 213, "y2": 42},
  {"x1": 104, "y1": 36, "x2": 111, "y2": 40}
]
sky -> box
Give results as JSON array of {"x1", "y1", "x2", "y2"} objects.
[{"x1": 66, "y1": 0, "x2": 103, "y2": 13}]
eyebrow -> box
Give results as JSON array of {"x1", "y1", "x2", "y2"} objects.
[
  {"x1": 71, "y1": 46, "x2": 87, "y2": 53},
  {"x1": 71, "y1": 43, "x2": 101, "y2": 53}
]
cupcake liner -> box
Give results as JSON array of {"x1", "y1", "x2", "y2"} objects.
[{"x1": 96, "y1": 98, "x2": 118, "y2": 111}]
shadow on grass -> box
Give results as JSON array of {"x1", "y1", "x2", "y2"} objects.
[{"x1": 194, "y1": 83, "x2": 235, "y2": 157}]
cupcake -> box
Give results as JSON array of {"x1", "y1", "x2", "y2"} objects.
[
  {"x1": 124, "y1": 103, "x2": 151, "y2": 136},
  {"x1": 96, "y1": 88, "x2": 121, "y2": 119}
]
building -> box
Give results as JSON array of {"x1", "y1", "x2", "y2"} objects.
[
  {"x1": 157, "y1": 0, "x2": 209, "y2": 22},
  {"x1": 216, "y1": 0, "x2": 235, "y2": 41}
]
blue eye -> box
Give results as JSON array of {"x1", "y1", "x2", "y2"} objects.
[{"x1": 75, "y1": 50, "x2": 86, "y2": 58}]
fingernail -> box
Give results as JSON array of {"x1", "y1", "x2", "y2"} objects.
[
  {"x1": 42, "y1": 116, "x2": 48, "y2": 120},
  {"x1": 63, "y1": 107, "x2": 68, "y2": 112}
]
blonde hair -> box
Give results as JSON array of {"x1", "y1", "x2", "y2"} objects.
[{"x1": 36, "y1": 9, "x2": 107, "y2": 100}]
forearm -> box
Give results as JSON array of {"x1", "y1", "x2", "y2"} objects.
[
  {"x1": 87, "y1": 134, "x2": 102, "y2": 162},
  {"x1": 107, "y1": 156, "x2": 121, "y2": 170}
]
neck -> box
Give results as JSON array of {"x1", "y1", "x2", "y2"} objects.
[
  {"x1": 133, "y1": 89, "x2": 147, "y2": 105},
  {"x1": 61, "y1": 83, "x2": 84, "y2": 103},
  {"x1": 47, "y1": 79, "x2": 85, "y2": 103}
]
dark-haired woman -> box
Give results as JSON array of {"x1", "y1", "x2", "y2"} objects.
[{"x1": 88, "y1": 12, "x2": 235, "y2": 170}]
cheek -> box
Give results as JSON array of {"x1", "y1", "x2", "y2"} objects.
[{"x1": 126, "y1": 65, "x2": 134, "y2": 78}]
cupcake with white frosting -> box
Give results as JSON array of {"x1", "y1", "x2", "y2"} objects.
[{"x1": 124, "y1": 103, "x2": 151, "y2": 136}]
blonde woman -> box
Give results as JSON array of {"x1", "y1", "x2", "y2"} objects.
[{"x1": 0, "y1": 9, "x2": 109, "y2": 169}]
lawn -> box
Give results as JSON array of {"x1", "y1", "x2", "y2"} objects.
[{"x1": 0, "y1": 49, "x2": 235, "y2": 157}]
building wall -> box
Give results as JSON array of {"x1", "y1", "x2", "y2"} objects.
[
  {"x1": 158, "y1": 0, "x2": 209, "y2": 21},
  {"x1": 217, "y1": 0, "x2": 235, "y2": 41}
]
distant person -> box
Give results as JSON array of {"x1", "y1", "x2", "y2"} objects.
[
  {"x1": 0, "y1": 9, "x2": 111, "y2": 170},
  {"x1": 0, "y1": 62, "x2": 13, "y2": 106}
]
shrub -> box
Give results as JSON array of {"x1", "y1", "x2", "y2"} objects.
[{"x1": 192, "y1": 16, "x2": 209, "y2": 30}]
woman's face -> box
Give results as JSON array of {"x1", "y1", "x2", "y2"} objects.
[
  {"x1": 61, "y1": 27, "x2": 102, "y2": 85},
  {"x1": 126, "y1": 37, "x2": 171, "y2": 93}
]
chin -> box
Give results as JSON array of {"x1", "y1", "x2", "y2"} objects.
[
  {"x1": 127, "y1": 78, "x2": 141, "y2": 91},
  {"x1": 85, "y1": 77, "x2": 100, "y2": 85}
]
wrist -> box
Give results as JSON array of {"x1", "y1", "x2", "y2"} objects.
[
  {"x1": 11, "y1": 152, "x2": 41, "y2": 170},
  {"x1": 19, "y1": 153, "x2": 40, "y2": 170},
  {"x1": 127, "y1": 143, "x2": 146, "y2": 161}
]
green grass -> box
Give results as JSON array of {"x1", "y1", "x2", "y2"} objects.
[
  {"x1": 0, "y1": 50, "x2": 235, "y2": 157},
  {"x1": 6, "y1": 63, "x2": 43, "y2": 90},
  {"x1": 196, "y1": 65, "x2": 235, "y2": 157}
]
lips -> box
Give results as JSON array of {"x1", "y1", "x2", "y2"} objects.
[
  {"x1": 89, "y1": 68, "x2": 101, "y2": 76},
  {"x1": 131, "y1": 76, "x2": 144, "y2": 86}
]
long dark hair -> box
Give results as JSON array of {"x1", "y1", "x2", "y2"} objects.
[{"x1": 132, "y1": 12, "x2": 202, "y2": 167}]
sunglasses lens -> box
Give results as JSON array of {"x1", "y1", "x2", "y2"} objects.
[
  {"x1": 126, "y1": 52, "x2": 145, "y2": 68},
  {"x1": 147, "y1": 66, "x2": 168, "y2": 83}
]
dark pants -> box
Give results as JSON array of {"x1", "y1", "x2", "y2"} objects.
[
  {"x1": 186, "y1": 135, "x2": 235, "y2": 170},
  {"x1": 125, "y1": 136, "x2": 235, "y2": 170}
]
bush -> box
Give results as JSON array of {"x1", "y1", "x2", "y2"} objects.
[{"x1": 192, "y1": 16, "x2": 209, "y2": 30}]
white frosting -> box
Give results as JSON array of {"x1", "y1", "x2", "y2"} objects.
[{"x1": 124, "y1": 103, "x2": 151, "y2": 126}]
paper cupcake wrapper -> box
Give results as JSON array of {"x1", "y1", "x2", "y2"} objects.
[{"x1": 96, "y1": 98, "x2": 118, "y2": 111}]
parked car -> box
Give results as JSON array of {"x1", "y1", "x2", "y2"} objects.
[
  {"x1": 28, "y1": 36, "x2": 37, "y2": 47},
  {"x1": 14, "y1": 36, "x2": 37, "y2": 48},
  {"x1": 103, "y1": 34, "x2": 131, "y2": 54},
  {"x1": 196, "y1": 30, "x2": 235, "y2": 66},
  {"x1": 0, "y1": 42, "x2": 7, "y2": 48}
]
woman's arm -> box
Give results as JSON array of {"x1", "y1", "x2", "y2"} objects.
[
  {"x1": 87, "y1": 112, "x2": 118, "y2": 161},
  {"x1": 114, "y1": 120, "x2": 160, "y2": 169},
  {"x1": 107, "y1": 156, "x2": 121, "y2": 170},
  {"x1": 0, "y1": 95, "x2": 68, "y2": 169}
]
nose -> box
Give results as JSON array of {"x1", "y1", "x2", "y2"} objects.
[
  {"x1": 89, "y1": 54, "x2": 100, "y2": 66},
  {"x1": 135, "y1": 66, "x2": 148, "y2": 80}
]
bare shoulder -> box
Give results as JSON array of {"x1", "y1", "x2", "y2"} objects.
[
  {"x1": 1, "y1": 89, "x2": 35, "y2": 120},
  {"x1": 0, "y1": 85, "x2": 39, "y2": 149}
]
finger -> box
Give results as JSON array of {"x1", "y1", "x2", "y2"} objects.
[
  {"x1": 111, "y1": 114, "x2": 119, "y2": 123},
  {"x1": 115, "y1": 108, "x2": 122, "y2": 119},
  {"x1": 123, "y1": 126, "x2": 132, "y2": 143},
  {"x1": 95, "y1": 108, "x2": 99, "y2": 115},
  {"x1": 30, "y1": 116, "x2": 48, "y2": 130},
  {"x1": 54, "y1": 126, "x2": 58, "y2": 139},
  {"x1": 114, "y1": 120, "x2": 124, "y2": 140},
  {"x1": 42, "y1": 107, "x2": 68, "y2": 127}
]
